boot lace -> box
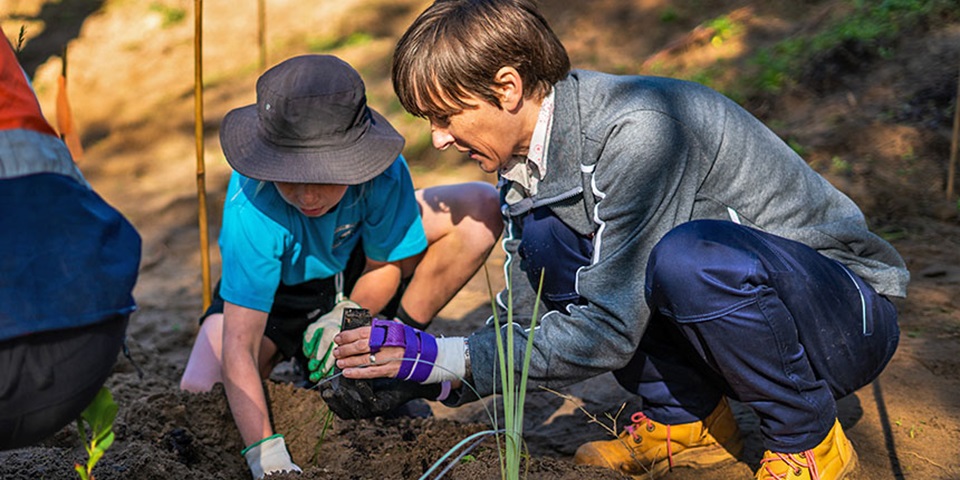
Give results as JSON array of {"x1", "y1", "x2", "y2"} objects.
[
  {"x1": 760, "y1": 450, "x2": 820, "y2": 480},
  {"x1": 623, "y1": 411, "x2": 674, "y2": 470}
]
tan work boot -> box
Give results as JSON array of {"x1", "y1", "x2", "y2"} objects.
[
  {"x1": 755, "y1": 419, "x2": 858, "y2": 480},
  {"x1": 574, "y1": 397, "x2": 744, "y2": 477}
]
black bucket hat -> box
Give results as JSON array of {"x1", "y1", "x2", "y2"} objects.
[{"x1": 219, "y1": 55, "x2": 404, "y2": 184}]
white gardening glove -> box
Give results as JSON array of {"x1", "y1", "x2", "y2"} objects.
[
  {"x1": 302, "y1": 299, "x2": 360, "y2": 382},
  {"x1": 242, "y1": 434, "x2": 302, "y2": 479}
]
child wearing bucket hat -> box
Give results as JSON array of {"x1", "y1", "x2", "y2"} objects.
[{"x1": 179, "y1": 54, "x2": 502, "y2": 479}]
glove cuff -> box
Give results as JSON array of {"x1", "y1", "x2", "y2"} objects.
[
  {"x1": 241, "y1": 433, "x2": 282, "y2": 456},
  {"x1": 424, "y1": 337, "x2": 467, "y2": 384},
  {"x1": 242, "y1": 434, "x2": 302, "y2": 479},
  {"x1": 437, "y1": 381, "x2": 452, "y2": 401}
]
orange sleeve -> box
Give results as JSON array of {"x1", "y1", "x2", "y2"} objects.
[{"x1": 0, "y1": 25, "x2": 58, "y2": 137}]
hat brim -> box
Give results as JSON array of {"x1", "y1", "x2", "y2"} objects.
[{"x1": 219, "y1": 104, "x2": 405, "y2": 185}]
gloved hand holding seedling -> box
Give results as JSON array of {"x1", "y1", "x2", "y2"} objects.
[
  {"x1": 319, "y1": 309, "x2": 459, "y2": 419},
  {"x1": 302, "y1": 299, "x2": 359, "y2": 382},
  {"x1": 333, "y1": 314, "x2": 468, "y2": 385}
]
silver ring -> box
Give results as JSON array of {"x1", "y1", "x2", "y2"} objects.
[{"x1": 369, "y1": 354, "x2": 376, "y2": 365}]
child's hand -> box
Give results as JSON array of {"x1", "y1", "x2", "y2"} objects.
[
  {"x1": 302, "y1": 299, "x2": 359, "y2": 382},
  {"x1": 242, "y1": 434, "x2": 301, "y2": 479}
]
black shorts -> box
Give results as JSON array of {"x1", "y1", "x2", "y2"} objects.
[
  {"x1": 200, "y1": 243, "x2": 409, "y2": 361},
  {"x1": 0, "y1": 315, "x2": 128, "y2": 450}
]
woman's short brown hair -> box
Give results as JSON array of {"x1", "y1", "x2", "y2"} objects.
[{"x1": 392, "y1": 0, "x2": 570, "y2": 119}]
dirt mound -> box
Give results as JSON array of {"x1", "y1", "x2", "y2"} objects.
[{"x1": 1, "y1": 377, "x2": 627, "y2": 480}]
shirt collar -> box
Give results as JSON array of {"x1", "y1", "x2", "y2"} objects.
[{"x1": 500, "y1": 87, "x2": 555, "y2": 197}]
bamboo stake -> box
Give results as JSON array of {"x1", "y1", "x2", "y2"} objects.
[
  {"x1": 948, "y1": 62, "x2": 959, "y2": 200},
  {"x1": 194, "y1": 0, "x2": 212, "y2": 310},
  {"x1": 56, "y1": 45, "x2": 84, "y2": 163},
  {"x1": 258, "y1": 0, "x2": 266, "y2": 71}
]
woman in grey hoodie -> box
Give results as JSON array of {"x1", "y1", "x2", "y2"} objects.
[{"x1": 331, "y1": 1, "x2": 909, "y2": 479}]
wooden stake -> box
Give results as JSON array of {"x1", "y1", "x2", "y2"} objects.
[
  {"x1": 195, "y1": 0, "x2": 212, "y2": 310},
  {"x1": 56, "y1": 45, "x2": 84, "y2": 163},
  {"x1": 948, "y1": 62, "x2": 959, "y2": 200},
  {"x1": 258, "y1": 0, "x2": 266, "y2": 71}
]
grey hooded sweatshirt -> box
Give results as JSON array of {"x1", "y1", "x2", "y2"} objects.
[{"x1": 455, "y1": 70, "x2": 909, "y2": 404}]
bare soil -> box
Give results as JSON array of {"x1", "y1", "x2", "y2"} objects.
[{"x1": 2, "y1": 0, "x2": 959, "y2": 479}]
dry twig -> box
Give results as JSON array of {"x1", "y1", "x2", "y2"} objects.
[{"x1": 539, "y1": 387, "x2": 660, "y2": 477}]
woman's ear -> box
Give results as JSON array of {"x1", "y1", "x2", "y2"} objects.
[{"x1": 493, "y1": 66, "x2": 524, "y2": 112}]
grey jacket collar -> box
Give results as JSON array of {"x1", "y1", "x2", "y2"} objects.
[{"x1": 501, "y1": 72, "x2": 597, "y2": 236}]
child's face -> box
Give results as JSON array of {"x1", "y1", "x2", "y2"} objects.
[{"x1": 274, "y1": 182, "x2": 348, "y2": 217}]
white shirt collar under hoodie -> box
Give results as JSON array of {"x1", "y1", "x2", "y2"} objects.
[{"x1": 500, "y1": 88, "x2": 555, "y2": 203}]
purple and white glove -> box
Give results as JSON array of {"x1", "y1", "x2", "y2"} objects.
[{"x1": 368, "y1": 319, "x2": 465, "y2": 384}]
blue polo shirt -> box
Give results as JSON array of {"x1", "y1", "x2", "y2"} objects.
[{"x1": 218, "y1": 155, "x2": 427, "y2": 313}]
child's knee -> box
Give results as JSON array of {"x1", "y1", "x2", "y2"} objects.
[{"x1": 460, "y1": 182, "x2": 503, "y2": 238}]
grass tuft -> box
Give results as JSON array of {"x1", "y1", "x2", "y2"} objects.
[{"x1": 149, "y1": 2, "x2": 187, "y2": 29}]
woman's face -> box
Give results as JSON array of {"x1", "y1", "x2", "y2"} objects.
[
  {"x1": 427, "y1": 92, "x2": 527, "y2": 174},
  {"x1": 274, "y1": 182, "x2": 348, "y2": 217}
]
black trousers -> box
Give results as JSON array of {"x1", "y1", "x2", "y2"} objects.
[{"x1": 0, "y1": 315, "x2": 128, "y2": 450}]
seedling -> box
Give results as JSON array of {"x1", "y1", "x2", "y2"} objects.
[
  {"x1": 309, "y1": 409, "x2": 336, "y2": 465},
  {"x1": 74, "y1": 387, "x2": 118, "y2": 480},
  {"x1": 489, "y1": 268, "x2": 544, "y2": 480},
  {"x1": 422, "y1": 267, "x2": 544, "y2": 480}
]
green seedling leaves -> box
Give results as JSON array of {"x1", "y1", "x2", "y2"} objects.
[{"x1": 74, "y1": 387, "x2": 118, "y2": 480}]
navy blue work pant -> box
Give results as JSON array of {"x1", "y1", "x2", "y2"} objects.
[{"x1": 519, "y1": 214, "x2": 899, "y2": 452}]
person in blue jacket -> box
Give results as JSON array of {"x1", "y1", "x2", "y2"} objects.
[
  {"x1": 178, "y1": 54, "x2": 502, "y2": 479},
  {"x1": 0, "y1": 27, "x2": 141, "y2": 450},
  {"x1": 330, "y1": 2, "x2": 909, "y2": 480}
]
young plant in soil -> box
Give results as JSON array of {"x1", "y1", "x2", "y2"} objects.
[
  {"x1": 420, "y1": 268, "x2": 544, "y2": 480},
  {"x1": 74, "y1": 387, "x2": 118, "y2": 480},
  {"x1": 472, "y1": 268, "x2": 542, "y2": 480},
  {"x1": 491, "y1": 272, "x2": 543, "y2": 479}
]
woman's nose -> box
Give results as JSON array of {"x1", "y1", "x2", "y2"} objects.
[{"x1": 431, "y1": 125, "x2": 454, "y2": 151}]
